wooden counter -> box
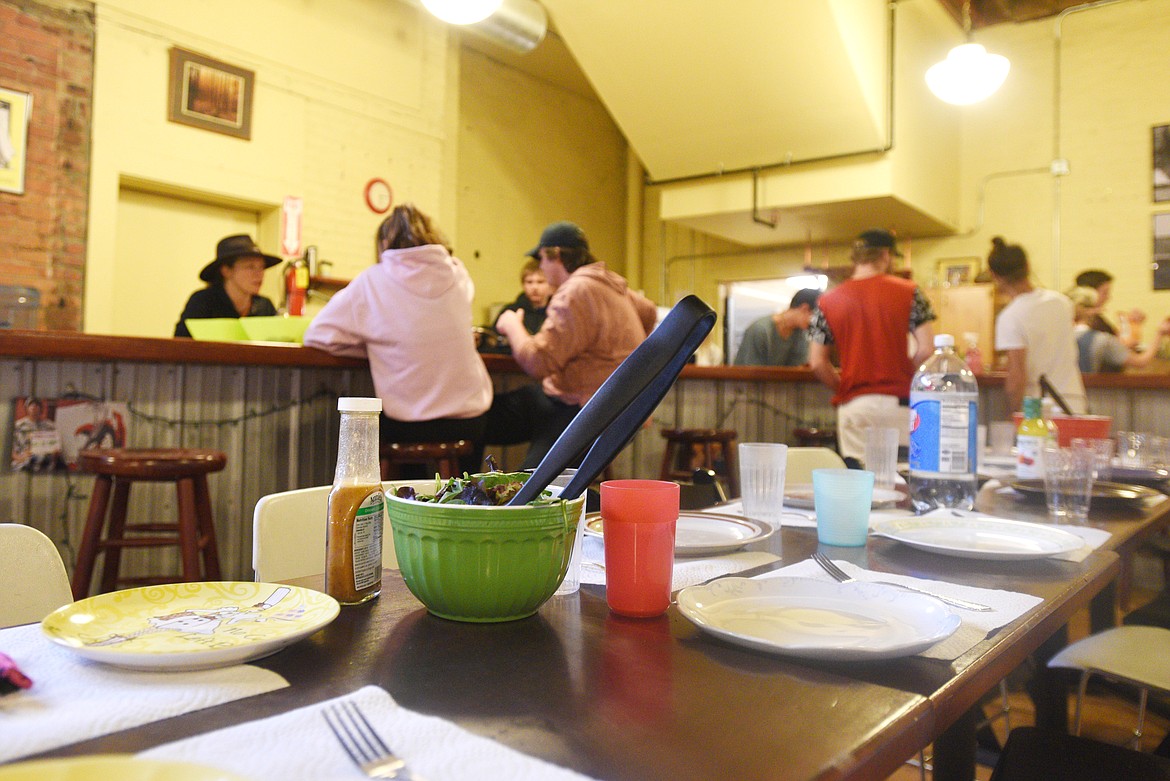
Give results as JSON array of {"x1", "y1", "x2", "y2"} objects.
[{"x1": 5, "y1": 329, "x2": 1170, "y2": 587}]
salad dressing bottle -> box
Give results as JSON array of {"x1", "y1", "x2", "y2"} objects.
[
  {"x1": 325, "y1": 397, "x2": 385, "y2": 605},
  {"x1": 1016, "y1": 396, "x2": 1054, "y2": 480}
]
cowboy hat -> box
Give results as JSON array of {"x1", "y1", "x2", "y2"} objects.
[{"x1": 199, "y1": 235, "x2": 282, "y2": 283}]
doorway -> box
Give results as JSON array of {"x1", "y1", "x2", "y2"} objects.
[{"x1": 112, "y1": 187, "x2": 279, "y2": 337}]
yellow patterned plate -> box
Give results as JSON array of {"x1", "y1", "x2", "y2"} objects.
[
  {"x1": 41, "y1": 582, "x2": 339, "y2": 671},
  {"x1": 0, "y1": 756, "x2": 251, "y2": 781}
]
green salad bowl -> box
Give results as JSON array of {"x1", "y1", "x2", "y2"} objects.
[{"x1": 385, "y1": 479, "x2": 585, "y2": 622}]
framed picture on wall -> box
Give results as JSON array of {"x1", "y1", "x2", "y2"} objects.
[
  {"x1": 936, "y1": 257, "x2": 981, "y2": 287},
  {"x1": 167, "y1": 47, "x2": 254, "y2": 140},
  {"x1": 0, "y1": 86, "x2": 32, "y2": 195},
  {"x1": 1155, "y1": 125, "x2": 1170, "y2": 203},
  {"x1": 1155, "y1": 212, "x2": 1170, "y2": 290}
]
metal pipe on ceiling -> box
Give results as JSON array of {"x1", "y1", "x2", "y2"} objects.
[{"x1": 465, "y1": 0, "x2": 547, "y2": 54}]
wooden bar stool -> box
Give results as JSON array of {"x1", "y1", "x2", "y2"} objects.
[
  {"x1": 380, "y1": 440, "x2": 473, "y2": 481},
  {"x1": 72, "y1": 448, "x2": 227, "y2": 599},
  {"x1": 659, "y1": 428, "x2": 739, "y2": 496}
]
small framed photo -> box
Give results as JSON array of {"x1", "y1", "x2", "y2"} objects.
[
  {"x1": 0, "y1": 86, "x2": 32, "y2": 195},
  {"x1": 936, "y1": 257, "x2": 981, "y2": 287},
  {"x1": 167, "y1": 47, "x2": 253, "y2": 140},
  {"x1": 1155, "y1": 124, "x2": 1170, "y2": 203},
  {"x1": 1155, "y1": 212, "x2": 1170, "y2": 290}
]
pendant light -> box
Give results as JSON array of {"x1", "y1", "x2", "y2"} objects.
[
  {"x1": 925, "y1": 1, "x2": 1010, "y2": 105},
  {"x1": 420, "y1": 0, "x2": 503, "y2": 25}
]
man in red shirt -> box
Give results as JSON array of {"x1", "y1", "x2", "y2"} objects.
[{"x1": 807, "y1": 229, "x2": 936, "y2": 465}]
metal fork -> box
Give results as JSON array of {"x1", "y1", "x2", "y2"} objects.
[
  {"x1": 811, "y1": 552, "x2": 993, "y2": 612},
  {"x1": 323, "y1": 700, "x2": 420, "y2": 780}
]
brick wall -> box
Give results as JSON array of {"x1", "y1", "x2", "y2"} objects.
[{"x1": 0, "y1": 0, "x2": 93, "y2": 331}]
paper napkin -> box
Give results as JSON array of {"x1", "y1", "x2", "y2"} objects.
[
  {"x1": 142, "y1": 685, "x2": 599, "y2": 781},
  {"x1": 755, "y1": 558, "x2": 1043, "y2": 661},
  {"x1": 0, "y1": 623, "x2": 288, "y2": 762},
  {"x1": 577, "y1": 534, "x2": 779, "y2": 590}
]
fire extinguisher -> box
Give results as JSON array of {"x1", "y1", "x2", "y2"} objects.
[{"x1": 285, "y1": 255, "x2": 310, "y2": 316}]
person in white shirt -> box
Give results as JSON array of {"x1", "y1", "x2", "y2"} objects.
[{"x1": 987, "y1": 236, "x2": 1086, "y2": 414}]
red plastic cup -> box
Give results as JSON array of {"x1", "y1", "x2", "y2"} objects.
[{"x1": 600, "y1": 480, "x2": 679, "y2": 618}]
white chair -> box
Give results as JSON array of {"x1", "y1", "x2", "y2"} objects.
[
  {"x1": 0, "y1": 524, "x2": 73, "y2": 628},
  {"x1": 252, "y1": 484, "x2": 398, "y2": 583},
  {"x1": 785, "y1": 446, "x2": 847, "y2": 485},
  {"x1": 1048, "y1": 625, "x2": 1170, "y2": 749}
]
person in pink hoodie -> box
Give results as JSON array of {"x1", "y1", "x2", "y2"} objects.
[
  {"x1": 303, "y1": 203, "x2": 492, "y2": 475},
  {"x1": 489, "y1": 221, "x2": 658, "y2": 469}
]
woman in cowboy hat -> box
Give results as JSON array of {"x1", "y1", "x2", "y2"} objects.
[{"x1": 174, "y1": 234, "x2": 280, "y2": 337}]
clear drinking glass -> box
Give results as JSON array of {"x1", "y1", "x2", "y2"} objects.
[
  {"x1": 738, "y1": 443, "x2": 788, "y2": 529},
  {"x1": 1043, "y1": 445, "x2": 1095, "y2": 525}
]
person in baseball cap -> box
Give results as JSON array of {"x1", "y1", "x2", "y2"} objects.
[
  {"x1": 853, "y1": 228, "x2": 903, "y2": 258},
  {"x1": 174, "y1": 234, "x2": 279, "y2": 337},
  {"x1": 806, "y1": 227, "x2": 936, "y2": 465},
  {"x1": 525, "y1": 221, "x2": 590, "y2": 260}
]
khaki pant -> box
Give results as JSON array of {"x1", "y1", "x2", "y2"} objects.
[{"x1": 836, "y1": 394, "x2": 909, "y2": 462}]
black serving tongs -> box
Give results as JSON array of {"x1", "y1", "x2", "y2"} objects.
[
  {"x1": 506, "y1": 294, "x2": 717, "y2": 506},
  {"x1": 1039, "y1": 373, "x2": 1075, "y2": 416}
]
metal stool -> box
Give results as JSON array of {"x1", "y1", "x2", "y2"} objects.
[
  {"x1": 380, "y1": 440, "x2": 473, "y2": 481},
  {"x1": 659, "y1": 428, "x2": 739, "y2": 496},
  {"x1": 72, "y1": 448, "x2": 227, "y2": 599}
]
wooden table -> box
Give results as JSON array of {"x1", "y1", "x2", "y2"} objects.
[
  {"x1": 38, "y1": 525, "x2": 1118, "y2": 781},
  {"x1": 975, "y1": 479, "x2": 1170, "y2": 631}
]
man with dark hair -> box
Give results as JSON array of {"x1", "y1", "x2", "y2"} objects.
[
  {"x1": 734, "y1": 288, "x2": 821, "y2": 366},
  {"x1": 488, "y1": 221, "x2": 658, "y2": 468},
  {"x1": 807, "y1": 229, "x2": 936, "y2": 465},
  {"x1": 1074, "y1": 268, "x2": 1145, "y2": 345}
]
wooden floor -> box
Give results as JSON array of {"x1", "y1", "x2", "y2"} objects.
[{"x1": 885, "y1": 587, "x2": 1170, "y2": 780}]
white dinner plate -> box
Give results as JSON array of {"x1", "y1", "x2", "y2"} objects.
[
  {"x1": 583, "y1": 511, "x2": 773, "y2": 555},
  {"x1": 783, "y1": 485, "x2": 905, "y2": 510},
  {"x1": 41, "y1": 582, "x2": 339, "y2": 671},
  {"x1": 677, "y1": 576, "x2": 960, "y2": 661},
  {"x1": 0, "y1": 756, "x2": 250, "y2": 781},
  {"x1": 870, "y1": 515, "x2": 1085, "y2": 560}
]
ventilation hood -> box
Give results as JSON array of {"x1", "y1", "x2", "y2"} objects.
[{"x1": 539, "y1": 0, "x2": 963, "y2": 246}]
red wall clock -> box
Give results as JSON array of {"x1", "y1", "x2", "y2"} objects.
[{"x1": 364, "y1": 178, "x2": 393, "y2": 214}]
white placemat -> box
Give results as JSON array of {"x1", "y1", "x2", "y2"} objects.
[
  {"x1": 754, "y1": 559, "x2": 1043, "y2": 661},
  {"x1": 0, "y1": 622, "x2": 288, "y2": 762},
  {"x1": 578, "y1": 534, "x2": 779, "y2": 590},
  {"x1": 142, "y1": 685, "x2": 599, "y2": 781}
]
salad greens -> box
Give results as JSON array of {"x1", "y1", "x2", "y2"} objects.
[{"x1": 394, "y1": 471, "x2": 558, "y2": 506}]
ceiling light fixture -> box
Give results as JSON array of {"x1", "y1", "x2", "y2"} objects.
[
  {"x1": 420, "y1": 0, "x2": 502, "y2": 25},
  {"x1": 925, "y1": 1, "x2": 1010, "y2": 105}
]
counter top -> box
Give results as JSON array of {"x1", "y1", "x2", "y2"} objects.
[{"x1": 4, "y1": 329, "x2": 1169, "y2": 389}]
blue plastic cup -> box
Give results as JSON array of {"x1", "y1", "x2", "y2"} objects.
[{"x1": 812, "y1": 468, "x2": 874, "y2": 546}]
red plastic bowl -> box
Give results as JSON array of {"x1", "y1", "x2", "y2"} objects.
[{"x1": 1009, "y1": 413, "x2": 1113, "y2": 448}]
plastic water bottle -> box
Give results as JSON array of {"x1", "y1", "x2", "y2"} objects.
[{"x1": 909, "y1": 334, "x2": 979, "y2": 512}]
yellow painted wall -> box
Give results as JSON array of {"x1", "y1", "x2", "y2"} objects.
[
  {"x1": 911, "y1": 0, "x2": 1170, "y2": 326},
  {"x1": 455, "y1": 41, "x2": 630, "y2": 325},
  {"x1": 86, "y1": 0, "x2": 452, "y2": 335}
]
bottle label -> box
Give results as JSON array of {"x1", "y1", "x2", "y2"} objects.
[
  {"x1": 352, "y1": 491, "x2": 385, "y2": 592},
  {"x1": 909, "y1": 396, "x2": 977, "y2": 475},
  {"x1": 1017, "y1": 435, "x2": 1046, "y2": 479}
]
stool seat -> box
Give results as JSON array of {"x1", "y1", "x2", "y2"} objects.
[
  {"x1": 72, "y1": 448, "x2": 227, "y2": 599},
  {"x1": 79, "y1": 448, "x2": 228, "y2": 480},
  {"x1": 659, "y1": 428, "x2": 739, "y2": 496},
  {"x1": 380, "y1": 440, "x2": 472, "y2": 481},
  {"x1": 793, "y1": 427, "x2": 838, "y2": 449}
]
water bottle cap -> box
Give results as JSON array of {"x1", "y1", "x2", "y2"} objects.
[
  {"x1": 338, "y1": 397, "x2": 382, "y2": 413},
  {"x1": 934, "y1": 334, "x2": 955, "y2": 348}
]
